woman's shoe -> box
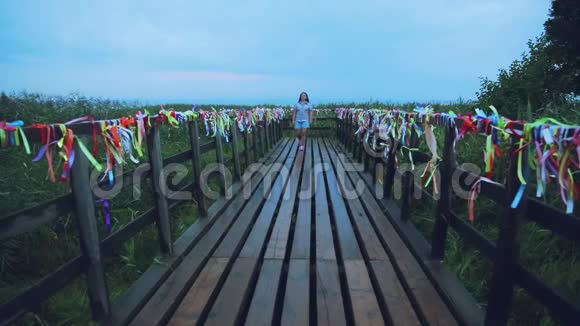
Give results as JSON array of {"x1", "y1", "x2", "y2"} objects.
[{"x1": 299, "y1": 145, "x2": 304, "y2": 151}]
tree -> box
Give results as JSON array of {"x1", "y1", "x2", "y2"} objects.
[
  {"x1": 545, "y1": 0, "x2": 580, "y2": 95},
  {"x1": 477, "y1": 36, "x2": 567, "y2": 119}
]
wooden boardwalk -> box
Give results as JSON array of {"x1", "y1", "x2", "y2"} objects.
[{"x1": 129, "y1": 137, "x2": 458, "y2": 326}]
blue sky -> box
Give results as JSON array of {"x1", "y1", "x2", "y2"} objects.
[{"x1": 0, "y1": 0, "x2": 550, "y2": 105}]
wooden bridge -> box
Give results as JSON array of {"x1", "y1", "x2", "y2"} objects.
[{"x1": 1, "y1": 118, "x2": 579, "y2": 326}]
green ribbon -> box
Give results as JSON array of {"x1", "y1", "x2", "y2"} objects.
[{"x1": 75, "y1": 136, "x2": 103, "y2": 172}]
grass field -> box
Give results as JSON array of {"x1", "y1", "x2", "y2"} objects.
[{"x1": 0, "y1": 92, "x2": 578, "y2": 325}]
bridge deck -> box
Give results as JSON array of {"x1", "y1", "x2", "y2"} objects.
[{"x1": 129, "y1": 137, "x2": 458, "y2": 326}]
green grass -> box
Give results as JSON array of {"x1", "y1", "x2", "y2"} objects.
[{"x1": 1, "y1": 93, "x2": 578, "y2": 325}]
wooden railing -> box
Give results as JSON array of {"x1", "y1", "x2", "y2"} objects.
[
  {"x1": 0, "y1": 121, "x2": 283, "y2": 325},
  {"x1": 337, "y1": 118, "x2": 580, "y2": 326}
]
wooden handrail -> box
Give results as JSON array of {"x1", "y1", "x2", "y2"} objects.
[
  {"x1": 0, "y1": 120, "x2": 281, "y2": 324},
  {"x1": 337, "y1": 118, "x2": 580, "y2": 325}
]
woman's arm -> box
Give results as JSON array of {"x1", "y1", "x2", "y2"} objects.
[{"x1": 292, "y1": 106, "x2": 296, "y2": 124}]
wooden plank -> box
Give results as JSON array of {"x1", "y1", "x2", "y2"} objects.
[
  {"x1": 244, "y1": 259, "x2": 284, "y2": 326},
  {"x1": 316, "y1": 260, "x2": 347, "y2": 326},
  {"x1": 0, "y1": 256, "x2": 84, "y2": 324},
  {"x1": 70, "y1": 141, "x2": 110, "y2": 320},
  {"x1": 238, "y1": 140, "x2": 298, "y2": 258},
  {"x1": 202, "y1": 142, "x2": 299, "y2": 325},
  {"x1": 102, "y1": 174, "x2": 256, "y2": 326},
  {"x1": 101, "y1": 208, "x2": 155, "y2": 256},
  {"x1": 313, "y1": 139, "x2": 335, "y2": 261},
  {"x1": 200, "y1": 140, "x2": 216, "y2": 154},
  {"x1": 168, "y1": 258, "x2": 228, "y2": 325},
  {"x1": 322, "y1": 138, "x2": 421, "y2": 325},
  {"x1": 241, "y1": 147, "x2": 305, "y2": 324},
  {"x1": 319, "y1": 138, "x2": 362, "y2": 260},
  {"x1": 327, "y1": 139, "x2": 459, "y2": 326},
  {"x1": 129, "y1": 140, "x2": 291, "y2": 325},
  {"x1": 370, "y1": 260, "x2": 421, "y2": 326},
  {"x1": 343, "y1": 260, "x2": 385, "y2": 326},
  {"x1": 311, "y1": 139, "x2": 348, "y2": 326},
  {"x1": 320, "y1": 139, "x2": 384, "y2": 325},
  {"x1": 291, "y1": 138, "x2": 312, "y2": 259},
  {"x1": 203, "y1": 258, "x2": 257, "y2": 326},
  {"x1": 0, "y1": 193, "x2": 73, "y2": 241},
  {"x1": 169, "y1": 141, "x2": 295, "y2": 325},
  {"x1": 324, "y1": 139, "x2": 387, "y2": 261},
  {"x1": 146, "y1": 125, "x2": 172, "y2": 254},
  {"x1": 281, "y1": 259, "x2": 310, "y2": 326},
  {"x1": 516, "y1": 264, "x2": 580, "y2": 325},
  {"x1": 212, "y1": 140, "x2": 298, "y2": 258}
]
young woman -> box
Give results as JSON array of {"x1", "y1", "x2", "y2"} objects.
[{"x1": 292, "y1": 91, "x2": 314, "y2": 151}]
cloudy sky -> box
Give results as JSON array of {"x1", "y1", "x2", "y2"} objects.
[{"x1": 0, "y1": 0, "x2": 550, "y2": 105}]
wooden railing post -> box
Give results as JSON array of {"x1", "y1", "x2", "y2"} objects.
[
  {"x1": 255, "y1": 126, "x2": 261, "y2": 156},
  {"x1": 485, "y1": 139, "x2": 528, "y2": 326},
  {"x1": 243, "y1": 130, "x2": 250, "y2": 170},
  {"x1": 346, "y1": 119, "x2": 352, "y2": 152},
  {"x1": 230, "y1": 124, "x2": 242, "y2": 180},
  {"x1": 340, "y1": 119, "x2": 345, "y2": 145},
  {"x1": 146, "y1": 126, "x2": 173, "y2": 254},
  {"x1": 279, "y1": 121, "x2": 282, "y2": 141},
  {"x1": 357, "y1": 133, "x2": 364, "y2": 163},
  {"x1": 401, "y1": 122, "x2": 419, "y2": 220},
  {"x1": 252, "y1": 128, "x2": 260, "y2": 159},
  {"x1": 362, "y1": 134, "x2": 369, "y2": 172},
  {"x1": 188, "y1": 120, "x2": 208, "y2": 217},
  {"x1": 71, "y1": 141, "x2": 110, "y2": 320},
  {"x1": 430, "y1": 123, "x2": 457, "y2": 259},
  {"x1": 258, "y1": 122, "x2": 268, "y2": 156},
  {"x1": 342, "y1": 119, "x2": 347, "y2": 145},
  {"x1": 352, "y1": 121, "x2": 358, "y2": 152},
  {"x1": 384, "y1": 136, "x2": 397, "y2": 199},
  {"x1": 400, "y1": 171, "x2": 413, "y2": 221},
  {"x1": 278, "y1": 121, "x2": 282, "y2": 141},
  {"x1": 346, "y1": 118, "x2": 351, "y2": 147},
  {"x1": 351, "y1": 125, "x2": 358, "y2": 156},
  {"x1": 214, "y1": 132, "x2": 227, "y2": 196},
  {"x1": 265, "y1": 122, "x2": 271, "y2": 150},
  {"x1": 370, "y1": 134, "x2": 378, "y2": 180}
]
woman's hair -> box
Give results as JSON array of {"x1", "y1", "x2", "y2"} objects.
[{"x1": 298, "y1": 92, "x2": 309, "y2": 103}]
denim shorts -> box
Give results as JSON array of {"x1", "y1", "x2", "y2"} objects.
[{"x1": 294, "y1": 120, "x2": 310, "y2": 129}]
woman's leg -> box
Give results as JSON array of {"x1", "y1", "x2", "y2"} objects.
[
  {"x1": 303, "y1": 129, "x2": 308, "y2": 147},
  {"x1": 298, "y1": 128, "x2": 305, "y2": 149}
]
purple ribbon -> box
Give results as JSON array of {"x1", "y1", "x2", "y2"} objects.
[
  {"x1": 32, "y1": 140, "x2": 59, "y2": 162},
  {"x1": 97, "y1": 199, "x2": 112, "y2": 233}
]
